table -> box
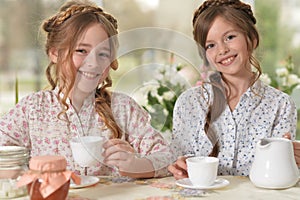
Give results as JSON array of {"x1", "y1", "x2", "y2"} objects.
[{"x1": 14, "y1": 176, "x2": 300, "y2": 200}]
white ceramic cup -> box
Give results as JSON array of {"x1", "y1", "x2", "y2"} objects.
[
  {"x1": 70, "y1": 136, "x2": 104, "y2": 167},
  {"x1": 186, "y1": 156, "x2": 219, "y2": 186}
]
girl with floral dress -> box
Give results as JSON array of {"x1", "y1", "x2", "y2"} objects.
[{"x1": 0, "y1": 0, "x2": 173, "y2": 178}]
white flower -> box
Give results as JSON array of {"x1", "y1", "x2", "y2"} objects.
[
  {"x1": 260, "y1": 73, "x2": 271, "y2": 85},
  {"x1": 140, "y1": 83, "x2": 158, "y2": 96},
  {"x1": 163, "y1": 108, "x2": 168, "y2": 116},
  {"x1": 162, "y1": 91, "x2": 175, "y2": 101},
  {"x1": 264, "y1": 57, "x2": 299, "y2": 95},
  {"x1": 276, "y1": 68, "x2": 289, "y2": 77},
  {"x1": 287, "y1": 74, "x2": 300, "y2": 87}
]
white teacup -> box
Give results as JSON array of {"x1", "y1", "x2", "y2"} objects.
[
  {"x1": 186, "y1": 156, "x2": 219, "y2": 186},
  {"x1": 70, "y1": 136, "x2": 104, "y2": 167}
]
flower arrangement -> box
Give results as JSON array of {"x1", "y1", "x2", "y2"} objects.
[
  {"x1": 141, "y1": 59, "x2": 190, "y2": 133},
  {"x1": 260, "y1": 56, "x2": 300, "y2": 95}
]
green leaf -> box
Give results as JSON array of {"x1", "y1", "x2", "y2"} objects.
[
  {"x1": 270, "y1": 78, "x2": 279, "y2": 89},
  {"x1": 15, "y1": 77, "x2": 19, "y2": 104},
  {"x1": 147, "y1": 92, "x2": 160, "y2": 105},
  {"x1": 157, "y1": 85, "x2": 170, "y2": 96}
]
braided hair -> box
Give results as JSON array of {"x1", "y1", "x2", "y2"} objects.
[
  {"x1": 193, "y1": 0, "x2": 256, "y2": 26},
  {"x1": 41, "y1": 0, "x2": 122, "y2": 138},
  {"x1": 192, "y1": 0, "x2": 261, "y2": 157}
]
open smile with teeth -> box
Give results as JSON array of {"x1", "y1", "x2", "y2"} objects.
[
  {"x1": 79, "y1": 70, "x2": 100, "y2": 79},
  {"x1": 220, "y1": 55, "x2": 236, "y2": 65}
]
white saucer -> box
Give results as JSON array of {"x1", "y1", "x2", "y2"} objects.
[
  {"x1": 70, "y1": 175, "x2": 99, "y2": 189},
  {"x1": 175, "y1": 178, "x2": 229, "y2": 190}
]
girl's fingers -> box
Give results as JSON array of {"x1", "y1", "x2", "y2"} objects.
[
  {"x1": 168, "y1": 159, "x2": 188, "y2": 180},
  {"x1": 283, "y1": 133, "x2": 291, "y2": 140},
  {"x1": 176, "y1": 157, "x2": 188, "y2": 171},
  {"x1": 103, "y1": 138, "x2": 125, "y2": 148},
  {"x1": 103, "y1": 139, "x2": 135, "y2": 159}
]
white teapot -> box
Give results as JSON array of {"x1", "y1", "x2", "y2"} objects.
[{"x1": 249, "y1": 137, "x2": 299, "y2": 189}]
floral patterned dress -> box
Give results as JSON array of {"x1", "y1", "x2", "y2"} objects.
[{"x1": 0, "y1": 88, "x2": 174, "y2": 177}]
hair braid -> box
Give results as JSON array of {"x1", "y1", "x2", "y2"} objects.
[
  {"x1": 193, "y1": 0, "x2": 256, "y2": 27},
  {"x1": 204, "y1": 73, "x2": 226, "y2": 157},
  {"x1": 95, "y1": 78, "x2": 122, "y2": 138},
  {"x1": 43, "y1": 5, "x2": 117, "y2": 34}
]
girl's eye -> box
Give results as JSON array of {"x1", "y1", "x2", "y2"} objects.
[
  {"x1": 98, "y1": 52, "x2": 110, "y2": 59},
  {"x1": 226, "y1": 35, "x2": 236, "y2": 41},
  {"x1": 99, "y1": 53, "x2": 109, "y2": 58},
  {"x1": 75, "y1": 49, "x2": 88, "y2": 54},
  {"x1": 205, "y1": 43, "x2": 214, "y2": 50}
]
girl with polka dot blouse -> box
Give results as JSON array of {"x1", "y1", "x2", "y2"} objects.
[{"x1": 168, "y1": 0, "x2": 299, "y2": 178}]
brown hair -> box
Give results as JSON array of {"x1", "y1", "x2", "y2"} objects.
[
  {"x1": 192, "y1": 0, "x2": 261, "y2": 156},
  {"x1": 41, "y1": 0, "x2": 122, "y2": 138}
]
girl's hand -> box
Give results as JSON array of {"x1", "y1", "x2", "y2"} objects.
[
  {"x1": 103, "y1": 138, "x2": 155, "y2": 178},
  {"x1": 283, "y1": 133, "x2": 300, "y2": 167},
  {"x1": 167, "y1": 156, "x2": 189, "y2": 180},
  {"x1": 102, "y1": 139, "x2": 136, "y2": 173}
]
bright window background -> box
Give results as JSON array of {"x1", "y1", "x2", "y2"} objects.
[{"x1": 0, "y1": 0, "x2": 299, "y2": 138}]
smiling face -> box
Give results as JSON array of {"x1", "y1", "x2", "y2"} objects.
[
  {"x1": 205, "y1": 16, "x2": 252, "y2": 79},
  {"x1": 73, "y1": 23, "x2": 111, "y2": 94}
]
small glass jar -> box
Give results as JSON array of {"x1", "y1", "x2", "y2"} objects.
[
  {"x1": 0, "y1": 146, "x2": 29, "y2": 199},
  {"x1": 17, "y1": 155, "x2": 80, "y2": 200}
]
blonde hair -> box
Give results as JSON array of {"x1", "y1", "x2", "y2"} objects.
[
  {"x1": 41, "y1": 0, "x2": 122, "y2": 138},
  {"x1": 192, "y1": 0, "x2": 261, "y2": 156}
]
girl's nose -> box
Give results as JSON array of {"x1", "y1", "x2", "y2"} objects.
[
  {"x1": 218, "y1": 43, "x2": 229, "y2": 55},
  {"x1": 86, "y1": 53, "x2": 98, "y2": 68}
]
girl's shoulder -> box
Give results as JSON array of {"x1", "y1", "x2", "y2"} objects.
[
  {"x1": 110, "y1": 91, "x2": 146, "y2": 111},
  {"x1": 258, "y1": 81, "x2": 296, "y2": 107},
  {"x1": 110, "y1": 91, "x2": 137, "y2": 104},
  {"x1": 262, "y1": 82, "x2": 293, "y2": 100},
  {"x1": 110, "y1": 91, "x2": 150, "y2": 117},
  {"x1": 177, "y1": 83, "x2": 212, "y2": 101},
  {"x1": 17, "y1": 89, "x2": 57, "y2": 105}
]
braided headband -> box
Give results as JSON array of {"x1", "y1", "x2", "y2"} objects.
[
  {"x1": 193, "y1": 0, "x2": 256, "y2": 25},
  {"x1": 44, "y1": 4, "x2": 117, "y2": 33}
]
